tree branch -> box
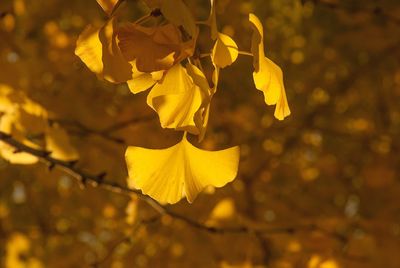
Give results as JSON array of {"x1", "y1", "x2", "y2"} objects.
[
  {"x1": 51, "y1": 114, "x2": 155, "y2": 144},
  {"x1": 0, "y1": 131, "x2": 344, "y2": 238}
]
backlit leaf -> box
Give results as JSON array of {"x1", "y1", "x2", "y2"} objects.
[
  {"x1": 212, "y1": 33, "x2": 238, "y2": 68},
  {"x1": 249, "y1": 13, "x2": 290, "y2": 120},
  {"x1": 125, "y1": 134, "x2": 240, "y2": 204},
  {"x1": 186, "y1": 63, "x2": 212, "y2": 141},
  {"x1": 75, "y1": 18, "x2": 132, "y2": 83},
  {"x1": 0, "y1": 113, "x2": 38, "y2": 164},
  {"x1": 161, "y1": 0, "x2": 197, "y2": 38},
  {"x1": 117, "y1": 23, "x2": 184, "y2": 73},
  {"x1": 146, "y1": 63, "x2": 205, "y2": 134},
  {"x1": 126, "y1": 60, "x2": 159, "y2": 94}
]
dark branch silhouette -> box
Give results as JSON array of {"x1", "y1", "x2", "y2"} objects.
[{"x1": 0, "y1": 130, "x2": 343, "y2": 238}]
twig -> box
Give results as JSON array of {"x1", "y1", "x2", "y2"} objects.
[
  {"x1": 200, "y1": 50, "x2": 253, "y2": 59},
  {"x1": 51, "y1": 114, "x2": 155, "y2": 144},
  {"x1": 0, "y1": 131, "x2": 344, "y2": 238},
  {"x1": 100, "y1": 114, "x2": 155, "y2": 134},
  {"x1": 110, "y1": 0, "x2": 125, "y2": 17}
]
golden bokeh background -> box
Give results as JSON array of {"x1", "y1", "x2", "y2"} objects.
[{"x1": 1, "y1": 0, "x2": 400, "y2": 267}]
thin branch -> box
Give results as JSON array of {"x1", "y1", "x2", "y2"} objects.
[
  {"x1": 200, "y1": 50, "x2": 253, "y2": 59},
  {"x1": 51, "y1": 114, "x2": 155, "y2": 144},
  {"x1": 100, "y1": 114, "x2": 155, "y2": 134},
  {"x1": 110, "y1": 0, "x2": 125, "y2": 17},
  {"x1": 0, "y1": 131, "x2": 345, "y2": 239}
]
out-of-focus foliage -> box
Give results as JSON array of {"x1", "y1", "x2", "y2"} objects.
[{"x1": 1, "y1": 0, "x2": 400, "y2": 267}]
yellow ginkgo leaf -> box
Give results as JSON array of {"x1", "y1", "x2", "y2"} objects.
[
  {"x1": 255, "y1": 57, "x2": 290, "y2": 120},
  {"x1": 45, "y1": 124, "x2": 79, "y2": 161},
  {"x1": 249, "y1": 13, "x2": 290, "y2": 120},
  {"x1": 125, "y1": 134, "x2": 240, "y2": 204},
  {"x1": 96, "y1": 0, "x2": 120, "y2": 16},
  {"x1": 0, "y1": 113, "x2": 38, "y2": 164},
  {"x1": 75, "y1": 24, "x2": 103, "y2": 74},
  {"x1": 147, "y1": 63, "x2": 206, "y2": 134},
  {"x1": 117, "y1": 23, "x2": 186, "y2": 73},
  {"x1": 0, "y1": 142, "x2": 39, "y2": 164},
  {"x1": 212, "y1": 33, "x2": 239, "y2": 69},
  {"x1": 126, "y1": 61, "x2": 160, "y2": 94},
  {"x1": 186, "y1": 63, "x2": 212, "y2": 141},
  {"x1": 75, "y1": 18, "x2": 132, "y2": 83},
  {"x1": 161, "y1": 0, "x2": 197, "y2": 38}
]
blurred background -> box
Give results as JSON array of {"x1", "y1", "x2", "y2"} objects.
[{"x1": 1, "y1": 0, "x2": 400, "y2": 267}]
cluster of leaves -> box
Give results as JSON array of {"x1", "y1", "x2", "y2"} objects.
[
  {"x1": 0, "y1": 84, "x2": 78, "y2": 164},
  {"x1": 2, "y1": 0, "x2": 399, "y2": 267},
  {"x1": 74, "y1": 0, "x2": 290, "y2": 204}
]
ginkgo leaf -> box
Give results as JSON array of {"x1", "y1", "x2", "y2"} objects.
[
  {"x1": 186, "y1": 63, "x2": 212, "y2": 141},
  {"x1": 146, "y1": 63, "x2": 205, "y2": 134},
  {"x1": 125, "y1": 134, "x2": 240, "y2": 204},
  {"x1": 208, "y1": 0, "x2": 218, "y2": 40},
  {"x1": 254, "y1": 57, "x2": 291, "y2": 120},
  {"x1": 75, "y1": 18, "x2": 132, "y2": 83},
  {"x1": 75, "y1": 24, "x2": 103, "y2": 74},
  {"x1": 249, "y1": 13, "x2": 290, "y2": 120},
  {"x1": 45, "y1": 124, "x2": 79, "y2": 161},
  {"x1": 161, "y1": 0, "x2": 197, "y2": 38},
  {"x1": 0, "y1": 113, "x2": 38, "y2": 164},
  {"x1": 0, "y1": 142, "x2": 39, "y2": 164},
  {"x1": 96, "y1": 0, "x2": 120, "y2": 17},
  {"x1": 212, "y1": 33, "x2": 239, "y2": 68},
  {"x1": 186, "y1": 63, "x2": 211, "y2": 97},
  {"x1": 126, "y1": 61, "x2": 160, "y2": 94},
  {"x1": 117, "y1": 23, "x2": 185, "y2": 73}
]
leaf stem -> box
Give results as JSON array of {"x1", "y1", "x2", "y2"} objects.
[
  {"x1": 110, "y1": 0, "x2": 125, "y2": 17},
  {"x1": 134, "y1": 14, "x2": 152, "y2": 25},
  {"x1": 199, "y1": 50, "x2": 253, "y2": 59},
  {"x1": 196, "y1": 21, "x2": 209, "y2": 26},
  {"x1": 238, "y1": 50, "x2": 253, "y2": 57}
]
